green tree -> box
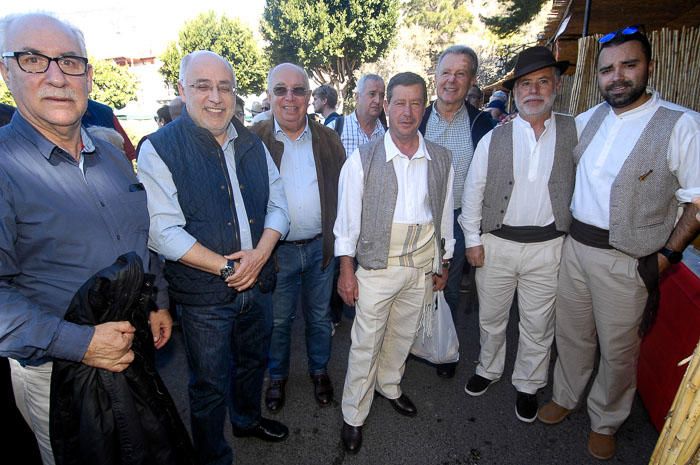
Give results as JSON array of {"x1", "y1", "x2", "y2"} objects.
[
  {"x1": 403, "y1": 0, "x2": 473, "y2": 58},
  {"x1": 261, "y1": 0, "x2": 400, "y2": 105},
  {"x1": 160, "y1": 11, "x2": 268, "y2": 96},
  {"x1": 481, "y1": 0, "x2": 548, "y2": 38},
  {"x1": 0, "y1": 79, "x2": 14, "y2": 106},
  {"x1": 90, "y1": 59, "x2": 138, "y2": 109}
]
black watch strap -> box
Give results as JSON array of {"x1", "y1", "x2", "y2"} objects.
[
  {"x1": 220, "y1": 259, "x2": 237, "y2": 280},
  {"x1": 659, "y1": 247, "x2": 683, "y2": 264}
]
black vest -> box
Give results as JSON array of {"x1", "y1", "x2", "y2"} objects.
[{"x1": 148, "y1": 111, "x2": 273, "y2": 304}]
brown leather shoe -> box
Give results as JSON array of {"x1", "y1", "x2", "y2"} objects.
[
  {"x1": 265, "y1": 379, "x2": 286, "y2": 413},
  {"x1": 537, "y1": 400, "x2": 572, "y2": 425},
  {"x1": 341, "y1": 422, "x2": 362, "y2": 454},
  {"x1": 588, "y1": 431, "x2": 615, "y2": 460},
  {"x1": 311, "y1": 373, "x2": 334, "y2": 406}
]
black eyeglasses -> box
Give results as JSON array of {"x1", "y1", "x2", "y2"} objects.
[
  {"x1": 599, "y1": 25, "x2": 644, "y2": 44},
  {"x1": 271, "y1": 86, "x2": 309, "y2": 97},
  {"x1": 186, "y1": 80, "x2": 236, "y2": 95},
  {"x1": 2, "y1": 51, "x2": 89, "y2": 76}
]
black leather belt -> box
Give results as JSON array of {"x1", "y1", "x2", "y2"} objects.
[{"x1": 280, "y1": 233, "x2": 322, "y2": 245}]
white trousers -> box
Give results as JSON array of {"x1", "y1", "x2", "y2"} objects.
[
  {"x1": 9, "y1": 358, "x2": 55, "y2": 465},
  {"x1": 474, "y1": 233, "x2": 564, "y2": 393},
  {"x1": 341, "y1": 265, "x2": 432, "y2": 427},
  {"x1": 552, "y1": 236, "x2": 647, "y2": 435}
]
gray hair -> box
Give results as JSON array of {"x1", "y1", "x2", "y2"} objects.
[
  {"x1": 267, "y1": 63, "x2": 310, "y2": 91},
  {"x1": 178, "y1": 50, "x2": 236, "y2": 85},
  {"x1": 355, "y1": 74, "x2": 385, "y2": 95},
  {"x1": 0, "y1": 12, "x2": 87, "y2": 56},
  {"x1": 436, "y1": 45, "x2": 479, "y2": 76}
]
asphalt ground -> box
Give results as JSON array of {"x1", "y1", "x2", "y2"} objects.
[{"x1": 155, "y1": 281, "x2": 659, "y2": 465}]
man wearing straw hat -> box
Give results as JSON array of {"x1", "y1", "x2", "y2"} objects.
[
  {"x1": 537, "y1": 26, "x2": 700, "y2": 460},
  {"x1": 459, "y1": 46, "x2": 575, "y2": 423}
]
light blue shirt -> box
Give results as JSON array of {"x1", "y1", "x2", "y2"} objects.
[
  {"x1": 138, "y1": 123, "x2": 289, "y2": 261},
  {"x1": 274, "y1": 117, "x2": 323, "y2": 241}
]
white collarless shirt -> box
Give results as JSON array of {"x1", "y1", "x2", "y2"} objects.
[
  {"x1": 459, "y1": 114, "x2": 559, "y2": 248},
  {"x1": 571, "y1": 92, "x2": 700, "y2": 229}
]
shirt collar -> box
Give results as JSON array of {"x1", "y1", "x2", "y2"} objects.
[
  {"x1": 220, "y1": 122, "x2": 238, "y2": 151},
  {"x1": 607, "y1": 90, "x2": 658, "y2": 119},
  {"x1": 10, "y1": 110, "x2": 96, "y2": 160},
  {"x1": 431, "y1": 100, "x2": 466, "y2": 122},
  {"x1": 383, "y1": 131, "x2": 430, "y2": 161},
  {"x1": 513, "y1": 112, "x2": 554, "y2": 131},
  {"x1": 351, "y1": 111, "x2": 384, "y2": 135},
  {"x1": 273, "y1": 116, "x2": 310, "y2": 141}
]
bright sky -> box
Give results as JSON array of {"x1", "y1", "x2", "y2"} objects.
[{"x1": 0, "y1": 0, "x2": 266, "y2": 58}]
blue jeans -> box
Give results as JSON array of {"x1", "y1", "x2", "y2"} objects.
[
  {"x1": 445, "y1": 208, "x2": 469, "y2": 315},
  {"x1": 179, "y1": 288, "x2": 272, "y2": 465},
  {"x1": 269, "y1": 237, "x2": 335, "y2": 380}
]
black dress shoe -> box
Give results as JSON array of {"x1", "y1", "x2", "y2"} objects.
[
  {"x1": 311, "y1": 373, "x2": 334, "y2": 405},
  {"x1": 232, "y1": 417, "x2": 289, "y2": 442},
  {"x1": 265, "y1": 379, "x2": 286, "y2": 413},
  {"x1": 377, "y1": 392, "x2": 417, "y2": 417},
  {"x1": 436, "y1": 362, "x2": 457, "y2": 378},
  {"x1": 341, "y1": 422, "x2": 362, "y2": 453}
]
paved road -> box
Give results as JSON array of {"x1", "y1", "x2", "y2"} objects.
[{"x1": 156, "y1": 289, "x2": 659, "y2": 465}]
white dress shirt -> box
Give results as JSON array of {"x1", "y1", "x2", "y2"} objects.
[
  {"x1": 137, "y1": 123, "x2": 290, "y2": 261},
  {"x1": 334, "y1": 131, "x2": 455, "y2": 259},
  {"x1": 571, "y1": 92, "x2": 700, "y2": 229},
  {"x1": 459, "y1": 114, "x2": 560, "y2": 248}
]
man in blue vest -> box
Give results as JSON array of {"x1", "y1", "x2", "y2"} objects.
[{"x1": 137, "y1": 50, "x2": 290, "y2": 465}]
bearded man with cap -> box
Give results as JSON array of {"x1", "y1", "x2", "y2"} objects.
[{"x1": 459, "y1": 46, "x2": 575, "y2": 423}]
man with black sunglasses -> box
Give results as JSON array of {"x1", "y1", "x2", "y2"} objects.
[
  {"x1": 251, "y1": 63, "x2": 345, "y2": 416},
  {"x1": 538, "y1": 26, "x2": 700, "y2": 460}
]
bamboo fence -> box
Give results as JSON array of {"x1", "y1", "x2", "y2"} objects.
[
  {"x1": 649, "y1": 339, "x2": 700, "y2": 465},
  {"x1": 564, "y1": 26, "x2": 700, "y2": 115}
]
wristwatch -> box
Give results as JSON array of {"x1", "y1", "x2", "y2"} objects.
[
  {"x1": 219, "y1": 259, "x2": 237, "y2": 280},
  {"x1": 659, "y1": 247, "x2": 683, "y2": 264},
  {"x1": 442, "y1": 260, "x2": 451, "y2": 270}
]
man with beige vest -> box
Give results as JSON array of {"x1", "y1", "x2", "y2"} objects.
[
  {"x1": 459, "y1": 47, "x2": 575, "y2": 423},
  {"x1": 537, "y1": 28, "x2": 700, "y2": 460},
  {"x1": 335, "y1": 72, "x2": 454, "y2": 454}
]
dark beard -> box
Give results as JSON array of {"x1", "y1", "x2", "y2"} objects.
[{"x1": 601, "y1": 80, "x2": 647, "y2": 109}]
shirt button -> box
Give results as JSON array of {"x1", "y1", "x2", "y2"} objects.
[
  {"x1": 116, "y1": 234, "x2": 121, "y2": 240},
  {"x1": 100, "y1": 201, "x2": 105, "y2": 207}
]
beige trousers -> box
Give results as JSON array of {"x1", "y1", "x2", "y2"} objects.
[
  {"x1": 475, "y1": 233, "x2": 564, "y2": 393},
  {"x1": 552, "y1": 236, "x2": 647, "y2": 435},
  {"x1": 341, "y1": 265, "x2": 432, "y2": 427},
  {"x1": 10, "y1": 359, "x2": 55, "y2": 465}
]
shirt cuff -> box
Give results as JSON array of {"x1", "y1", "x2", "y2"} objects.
[
  {"x1": 334, "y1": 239, "x2": 357, "y2": 258},
  {"x1": 264, "y1": 212, "x2": 290, "y2": 237},
  {"x1": 676, "y1": 187, "x2": 700, "y2": 203},
  {"x1": 48, "y1": 321, "x2": 94, "y2": 363},
  {"x1": 465, "y1": 232, "x2": 482, "y2": 249}
]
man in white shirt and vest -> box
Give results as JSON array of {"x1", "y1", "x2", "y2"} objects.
[
  {"x1": 335, "y1": 72, "x2": 455, "y2": 454},
  {"x1": 537, "y1": 27, "x2": 700, "y2": 460},
  {"x1": 459, "y1": 46, "x2": 575, "y2": 424}
]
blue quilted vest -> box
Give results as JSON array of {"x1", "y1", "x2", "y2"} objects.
[{"x1": 148, "y1": 110, "x2": 273, "y2": 305}]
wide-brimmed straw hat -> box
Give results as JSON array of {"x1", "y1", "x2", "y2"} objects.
[{"x1": 502, "y1": 46, "x2": 569, "y2": 90}]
